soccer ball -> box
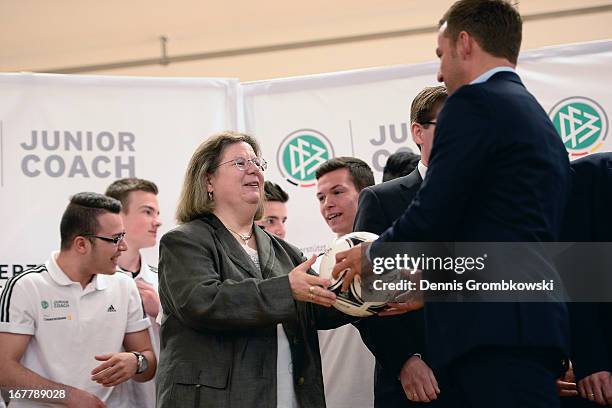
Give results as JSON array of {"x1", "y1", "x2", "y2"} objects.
[{"x1": 318, "y1": 231, "x2": 388, "y2": 317}]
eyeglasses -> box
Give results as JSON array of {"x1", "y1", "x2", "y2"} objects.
[
  {"x1": 214, "y1": 157, "x2": 267, "y2": 172},
  {"x1": 421, "y1": 121, "x2": 437, "y2": 126},
  {"x1": 84, "y1": 232, "x2": 126, "y2": 246}
]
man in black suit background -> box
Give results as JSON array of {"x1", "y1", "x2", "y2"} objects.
[
  {"x1": 333, "y1": 1, "x2": 571, "y2": 407},
  {"x1": 382, "y1": 151, "x2": 421, "y2": 182},
  {"x1": 354, "y1": 86, "x2": 447, "y2": 407},
  {"x1": 562, "y1": 152, "x2": 612, "y2": 407}
]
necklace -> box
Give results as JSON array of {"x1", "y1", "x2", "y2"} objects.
[{"x1": 227, "y1": 227, "x2": 253, "y2": 244}]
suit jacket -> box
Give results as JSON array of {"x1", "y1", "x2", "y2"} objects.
[
  {"x1": 156, "y1": 213, "x2": 351, "y2": 408},
  {"x1": 562, "y1": 153, "x2": 612, "y2": 381},
  {"x1": 354, "y1": 168, "x2": 427, "y2": 407},
  {"x1": 371, "y1": 71, "x2": 571, "y2": 368}
]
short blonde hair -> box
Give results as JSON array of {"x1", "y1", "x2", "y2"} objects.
[{"x1": 176, "y1": 131, "x2": 263, "y2": 223}]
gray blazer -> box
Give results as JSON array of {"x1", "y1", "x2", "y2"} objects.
[{"x1": 156, "y1": 213, "x2": 351, "y2": 408}]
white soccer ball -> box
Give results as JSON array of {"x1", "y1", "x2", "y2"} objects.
[{"x1": 318, "y1": 231, "x2": 388, "y2": 317}]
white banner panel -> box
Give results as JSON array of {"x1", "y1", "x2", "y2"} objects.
[
  {"x1": 518, "y1": 40, "x2": 612, "y2": 160},
  {"x1": 0, "y1": 73, "x2": 240, "y2": 289},
  {"x1": 1, "y1": 41, "x2": 610, "y2": 289},
  {"x1": 243, "y1": 40, "x2": 612, "y2": 257}
]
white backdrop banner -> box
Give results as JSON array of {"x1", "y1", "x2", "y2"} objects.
[
  {"x1": 0, "y1": 73, "x2": 240, "y2": 289},
  {"x1": 242, "y1": 40, "x2": 612, "y2": 257},
  {"x1": 1, "y1": 40, "x2": 610, "y2": 289}
]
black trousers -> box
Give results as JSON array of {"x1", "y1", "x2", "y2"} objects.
[
  {"x1": 561, "y1": 396, "x2": 607, "y2": 408},
  {"x1": 436, "y1": 346, "x2": 565, "y2": 408},
  {"x1": 374, "y1": 361, "x2": 409, "y2": 408}
]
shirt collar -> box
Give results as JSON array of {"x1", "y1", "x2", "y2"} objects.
[
  {"x1": 47, "y1": 250, "x2": 108, "y2": 290},
  {"x1": 94, "y1": 274, "x2": 108, "y2": 290},
  {"x1": 46, "y1": 251, "x2": 73, "y2": 286},
  {"x1": 470, "y1": 66, "x2": 516, "y2": 85},
  {"x1": 418, "y1": 161, "x2": 428, "y2": 180},
  {"x1": 137, "y1": 258, "x2": 157, "y2": 286},
  {"x1": 118, "y1": 254, "x2": 157, "y2": 286}
]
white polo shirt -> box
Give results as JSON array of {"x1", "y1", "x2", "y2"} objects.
[
  {"x1": 0, "y1": 251, "x2": 151, "y2": 408},
  {"x1": 313, "y1": 256, "x2": 375, "y2": 408},
  {"x1": 119, "y1": 258, "x2": 160, "y2": 357},
  {"x1": 117, "y1": 257, "x2": 159, "y2": 408}
]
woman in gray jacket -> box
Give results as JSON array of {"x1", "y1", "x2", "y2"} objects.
[{"x1": 156, "y1": 131, "x2": 354, "y2": 408}]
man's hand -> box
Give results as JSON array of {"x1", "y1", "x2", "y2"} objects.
[
  {"x1": 65, "y1": 388, "x2": 106, "y2": 408},
  {"x1": 91, "y1": 352, "x2": 138, "y2": 387},
  {"x1": 378, "y1": 301, "x2": 424, "y2": 317},
  {"x1": 400, "y1": 355, "x2": 440, "y2": 403},
  {"x1": 332, "y1": 243, "x2": 365, "y2": 292},
  {"x1": 557, "y1": 364, "x2": 578, "y2": 398},
  {"x1": 135, "y1": 279, "x2": 160, "y2": 318},
  {"x1": 577, "y1": 371, "x2": 612, "y2": 406}
]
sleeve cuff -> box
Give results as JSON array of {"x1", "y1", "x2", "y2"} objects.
[
  {"x1": 126, "y1": 317, "x2": 152, "y2": 333},
  {"x1": 366, "y1": 242, "x2": 373, "y2": 262},
  {"x1": 259, "y1": 275, "x2": 297, "y2": 318},
  {"x1": 0, "y1": 323, "x2": 36, "y2": 335}
]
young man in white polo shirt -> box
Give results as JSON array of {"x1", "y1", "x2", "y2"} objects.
[
  {"x1": 314, "y1": 157, "x2": 376, "y2": 408},
  {"x1": 0, "y1": 192, "x2": 156, "y2": 408},
  {"x1": 105, "y1": 178, "x2": 162, "y2": 408}
]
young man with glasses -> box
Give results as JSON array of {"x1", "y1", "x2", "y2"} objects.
[
  {"x1": 106, "y1": 178, "x2": 162, "y2": 408},
  {"x1": 0, "y1": 192, "x2": 156, "y2": 408},
  {"x1": 353, "y1": 86, "x2": 447, "y2": 407}
]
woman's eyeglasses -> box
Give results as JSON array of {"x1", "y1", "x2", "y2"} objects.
[{"x1": 214, "y1": 157, "x2": 267, "y2": 172}]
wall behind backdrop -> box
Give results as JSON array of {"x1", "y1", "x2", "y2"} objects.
[
  {"x1": 0, "y1": 40, "x2": 610, "y2": 290},
  {"x1": 1, "y1": 1, "x2": 611, "y2": 81}
]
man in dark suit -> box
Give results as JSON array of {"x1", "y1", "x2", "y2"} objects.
[
  {"x1": 562, "y1": 153, "x2": 612, "y2": 407},
  {"x1": 382, "y1": 151, "x2": 421, "y2": 182},
  {"x1": 333, "y1": 1, "x2": 571, "y2": 407},
  {"x1": 354, "y1": 85, "x2": 447, "y2": 407}
]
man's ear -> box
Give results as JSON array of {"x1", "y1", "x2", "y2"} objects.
[
  {"x1": 73, "y1": 236, "x2": 90, "y2": 254},
  {"x1": 456, "y1": 31, "x2": 473, "y2": 60},
  {"x1": 411, "y1": 122, "x2": 424, "y2": 146}
]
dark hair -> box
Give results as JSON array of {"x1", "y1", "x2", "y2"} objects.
[
  {"x1": 315, "y1": 157, "x2": 374, "y2": 192},
  {"x1": 176, "y1": 131, "x2": 263, "y2": 223},
  {"x1": 263, "y1": 181, "x2": 289, "y2": 203},
  {"x1": 440, "y1": 0, "x2": 522, "y2": 64},
  {"x1": 410, "y1": 86, "x2": 448, "y2": 125},
  {"x1": 105, "y1": 178, "x2": 158, "y2": 213},
  {"x1": 60, "y1": 192, "x2": 122, "y2": 250},
  {"x1": 383, "y1": 151, "x2": 421, "y2": 182}
]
